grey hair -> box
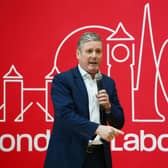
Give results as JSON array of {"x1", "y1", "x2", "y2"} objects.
[{"x1": 77, "y1": 32, "x2": 102, "y2": 51}]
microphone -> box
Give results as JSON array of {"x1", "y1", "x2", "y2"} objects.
[
  {"x1": 95, "y1": 73, "x2": 106, "y2": 130},
  {"x1": 95, "y1": 73, "x2": 105, "y2": 112},
  {"x1": 95, "y1": 73, "x2": 103, "y2": 91}
]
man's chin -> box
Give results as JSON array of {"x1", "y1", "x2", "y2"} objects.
[{"x1": 88, "y1": 69, "x2": 99, "y2": 75}]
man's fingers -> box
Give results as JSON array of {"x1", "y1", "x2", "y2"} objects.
[
  {"x1": 98, "y1": 89, "x2": 106, "y2": 94},
  {"x1": 113, "y1": 127, "x2": 124, "y2": 135},
  {"x1": 96, "y1": 125, "x2": 124, "y2": 142}
]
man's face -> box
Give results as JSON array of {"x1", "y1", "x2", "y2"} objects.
[{"x1": 76, "y1": 41, "x2": 102, "y2": 77}]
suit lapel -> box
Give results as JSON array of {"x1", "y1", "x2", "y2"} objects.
[
  {"x1": 72, "y1": 67, "x2": 89, "y2": 118},
  {"x1": 72, "y1": 67, "x2": 107, "y2": 123}
]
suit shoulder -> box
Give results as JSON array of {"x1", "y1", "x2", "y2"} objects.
[
  {"x1": 52, "y1": 67, "x2": 76, "y2": 83},
  {"x1": 102, "y1": 74, "x2": 115, "y2": 83}
]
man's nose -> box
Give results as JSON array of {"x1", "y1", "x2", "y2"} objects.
[{"x1": 91, "y1": 51, "x2": 97, "y2": 58}]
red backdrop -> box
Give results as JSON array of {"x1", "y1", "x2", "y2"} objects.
[{"x1": 0, "y1": 0, "x2": 168, "y2": 167}]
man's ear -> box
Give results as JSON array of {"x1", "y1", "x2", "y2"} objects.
[{"x1": 76, "y1": 49, "x2": 80, "y2": 59}]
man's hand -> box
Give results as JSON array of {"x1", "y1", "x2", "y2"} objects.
[
  {"x1": 95, "y1": 125, "x2": 124, "y2": 142},
  {"x1": 96, "y1": 89, "x2": 111, "y2": 111}
]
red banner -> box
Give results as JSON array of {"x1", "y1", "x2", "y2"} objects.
[{"x1": 0, "y1": 0, "x2": 168, "y2": 167}]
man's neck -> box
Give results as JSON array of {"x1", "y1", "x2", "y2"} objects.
[{"x1": 78, "y1": 64, "x2": 99, "y2": 80}]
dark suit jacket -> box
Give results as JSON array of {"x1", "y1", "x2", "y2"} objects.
[{"x1": 44, "y1": 66, "x2": 124, "y2": 168}]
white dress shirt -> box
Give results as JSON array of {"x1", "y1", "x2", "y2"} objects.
[{"x1": 78, "y1": 65, "x2": 102, "y2": 145}]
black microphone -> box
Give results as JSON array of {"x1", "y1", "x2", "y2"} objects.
[
  {"x1": 95, "y1": 73, "x2": 105, "y2": 113},
  {"x1": 95, "y1": 73, "x2": 103, "y2": 91},
  {"x1": 95, "y1": 73, "x2": 106, "y2": 133}
]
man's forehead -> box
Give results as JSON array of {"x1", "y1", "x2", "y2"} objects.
[{"x1": 83, "y1": 41, "x2": 102, "y2": 48}]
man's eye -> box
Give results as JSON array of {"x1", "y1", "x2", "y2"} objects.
[
  {"x1": 96, "y1": 49, "x2": 102, "y2": 54},
  {"x1": 87, "y1": 49, "x2": 93, "y2": 54}
]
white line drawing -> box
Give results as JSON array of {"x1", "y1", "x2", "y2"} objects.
[
  {"x1": 132, "y1": 3, "x2": 166, "y2": 122},
  {"x1": 0, "y1": 65, "x2": 54, "y2": 122},
  {"x1": 106, "y1": 44, "x2": 112, "y2": 77},
  {"x1": 48, "y1": 25, "x2": 115, "y2": 76},
  {"x1": 3, "y1": 65, "x2": 23, "y2": 79},
  {"x1": 156, "y1": 40, "x2": 168, "y2": 104},
  {"x1": 1, "y1": 65, "x2": 24, "y2": 122},
  {"x1": 106, "y1": 22, "x2": 135, "y2": 41},
  {"x1": 111, "y1": 43, "x2": 130, "y2": 63},
  {"x1": 106, "y1": 22, "x2": 135, "y2": 76},
  {"x1": 14, "y1": 102, "x2": 33, "y2": 122},
  {"x1": 0, "y1": 3, "x2": 167, "y2": 123},
  {"x1": 36, "y1": 102, "x2": 54, "y2": 121}
]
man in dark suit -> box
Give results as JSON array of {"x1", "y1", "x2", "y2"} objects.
[{"x1": 44, "y1": 32, "x2": 124, "y2": 168}]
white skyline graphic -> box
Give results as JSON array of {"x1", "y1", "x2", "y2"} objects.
[
  {"x1": 0, "y1": 65, "x2": 54, "y2": 122},
  {"x1": 0, "y1": 3, "x2": 167, "y2": 123}
]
